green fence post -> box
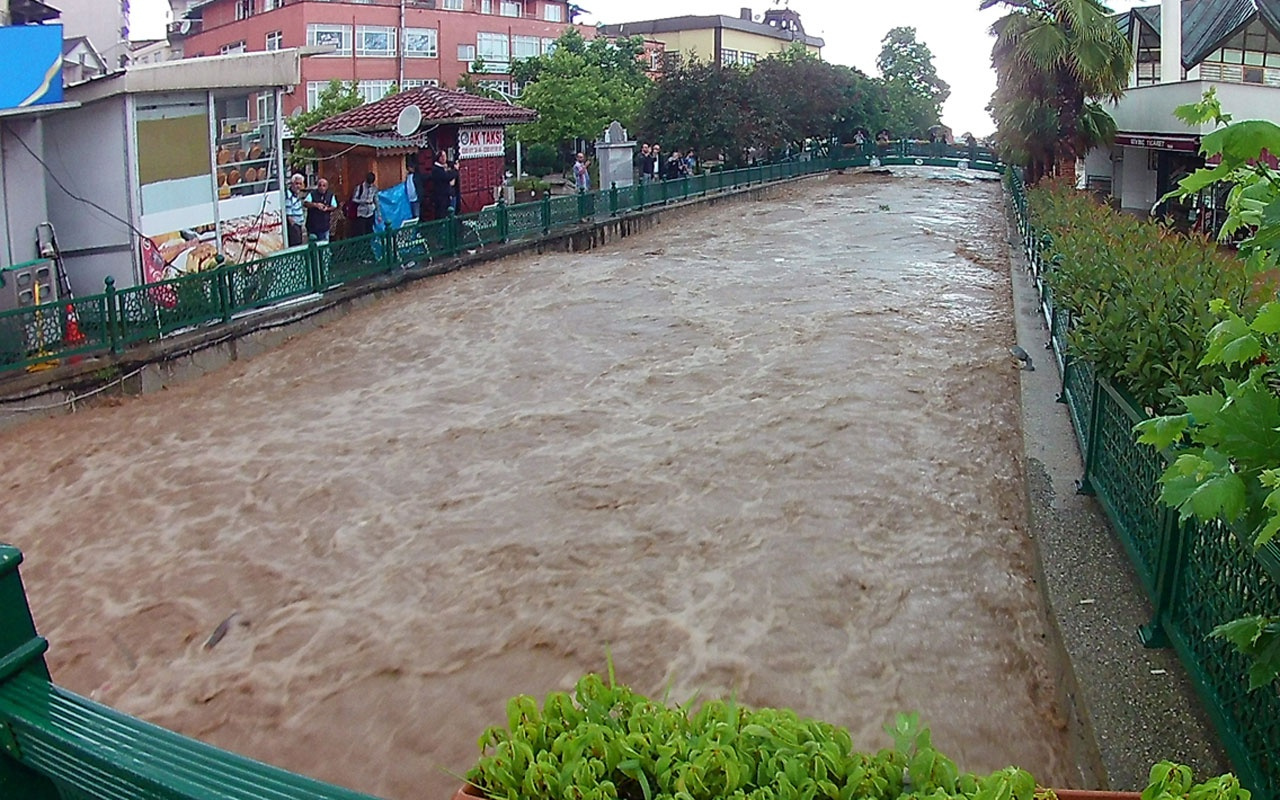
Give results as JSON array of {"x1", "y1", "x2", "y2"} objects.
[
  {"x1": 497, "y1": 196, "x2": 509, "y2": 242},
  {"x1": 577, "y1": 187, "x2": 587, "y2": 221},
  {"x1": 609, "y1": 182, "x2": 619, "y2": 217},
  {"x1": 637, "y1": 179, "x2": 646, "y2": 209},
  {"x1": 681, "y1": 175, "x2": 690, "y2": 200},
  {"x1": 103, "y1": 276, "x2": 120, "y2": 355},
  {"x1": 541, "y1": 192, "x2": 551, "y2": 235},
  {"x1": 446, "y1": 208, "x2": 458, "y2": 255},
  {"x1": 307, "y1": 235, "x2": 322, "y2": 292},
  {"x1": 660, "y1": 177, "x2": 668, "y2": 205},
  {"x1": 1138, "y1": 508, "x2": 1185, "y2": 648},
  {"x1": 1077, "y1": 374, "x2": 1105, "y2": 496},
  {"x1": 215, "y1": 256, "x2": 231, "y2": 323}
]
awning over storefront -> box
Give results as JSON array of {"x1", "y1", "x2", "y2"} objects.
[{"x1": 1115, "y1": 132, "x2": 1201, "y2": 152}]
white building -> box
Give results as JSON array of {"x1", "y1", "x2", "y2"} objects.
[
  {"x1": 1080, "y1": 0, "x2": 1280, "y2": 223},
  {"x1": 55, "y1": 0, "x2": 129, "y2": 69}
]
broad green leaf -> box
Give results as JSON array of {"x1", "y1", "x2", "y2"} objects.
[
  {"x1": 1181, "y1": 392, "x2": 1226, "y2": 423},
  {"x1": 1134, "y1": 414, "x2": 1190, "y2": 449},
  {"x1": 1201, "y1": 314, "x2": 1261, "y2": 366},
  {"x1": 1211, "y1": 615, "x2": 1267, "y2": 650},
  {"x1": 1250, "y1": 302, "x2": 1280, "y2": 334},
  {"x1": 1171, "y1": 162, "x2": 1235, "y2": 197},
  {"x1": 1200, "y1": 120, "x2": 1280, "y2": 166},
  {"x1": 1208, "y1": 375, "x2": 1280, "y2": 464},
  {"x1": 1191, "y1": 469, "x2": 1248, "y2": 521}
]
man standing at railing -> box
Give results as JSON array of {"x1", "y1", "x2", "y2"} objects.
[
  {"x1": 404, "y1": 163, "x2": 420, "y2": 220},
  {"x1": 304, "y1": 177, "x2": 339, "y2": 243},
  {"x1": 430, "y1": 150, "x2": 452, "y2": 220},
  {"x1": 573, "y1": 152, "x2": 591, "y2": 193},
  {"x1": 286, "y1": 173, "x2": 306, "y2": 248}
]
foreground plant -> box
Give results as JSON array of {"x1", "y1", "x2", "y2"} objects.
[
  {"x1": 462, "y1": 667, "x2": 1249, "y2": 800},
  {"x1": 1134, "y1": 91, "x2": 1280, "y2": 690}
]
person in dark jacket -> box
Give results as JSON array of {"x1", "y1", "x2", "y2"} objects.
[
  {"x1": 447, "y1": 159, "x2": 462, "y2": 214},
  {"x1": 430, "y1": 150, "x2": 452, "y2": 219},
  {"x1": 637, "y1": 143, "x2": 654, "y2": 183}
]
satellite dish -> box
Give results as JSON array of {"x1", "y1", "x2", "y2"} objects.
[{"x1": 396, "y1": 104, "x2": 422, "y2": 137}]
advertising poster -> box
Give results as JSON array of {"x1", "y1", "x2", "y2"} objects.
[{"x1": 217, "y1": 193, "x2": 284, "y2": 264}]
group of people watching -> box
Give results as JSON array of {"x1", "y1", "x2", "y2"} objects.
[
  {"x1": 404, "y1": 149, "x2": 464, "y2": 223},
  {"x1": 284, "y1": 149, "x2": 464, "y2": 247},
  {"x1": 636, "y1": 144, "x2": 697, "y2": 182}
]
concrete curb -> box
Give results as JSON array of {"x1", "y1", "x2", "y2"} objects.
[{"x1": 1005, "y1": 207, "x2": 1231, "y2": 789}]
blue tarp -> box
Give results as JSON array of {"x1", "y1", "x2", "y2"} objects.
[{"x1": 375, "y1": 184, "x2": 412, "y2": 232}]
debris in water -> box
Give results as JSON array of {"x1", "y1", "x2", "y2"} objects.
[
  {"x1": 204, "y1": 611, "x2": 239, "y2": 650},
  {"x1": 1079, "y1": 598, "x2": 1096, "y2": 605}
]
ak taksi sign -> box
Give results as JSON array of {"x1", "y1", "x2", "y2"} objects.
[{"x1": 458, "y1": 127, "x2": 504, "y2": 159}]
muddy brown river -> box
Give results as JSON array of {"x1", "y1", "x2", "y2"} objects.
[{"x1": 0, "y1": 171, "x2": 1072, "y2": 798}]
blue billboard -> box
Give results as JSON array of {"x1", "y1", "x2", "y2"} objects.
[{"x1": 0, "y1": 24, "x2": 64, "y2": 110}]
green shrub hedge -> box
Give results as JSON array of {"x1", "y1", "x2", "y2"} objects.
[{"x1": 1029, "y1": 178, "x2": 1276, "y2": 412}]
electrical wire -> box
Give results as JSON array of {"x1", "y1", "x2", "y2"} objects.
[{"x1": 4, "y1": 122, "x2": 152, "y2": 244}]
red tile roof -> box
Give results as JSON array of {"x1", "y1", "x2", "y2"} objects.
[{"x1": 307, "y1": 86, "x2": 537, "y2": 134}]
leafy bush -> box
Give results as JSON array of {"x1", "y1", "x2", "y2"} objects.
[
  {"x1": 513, "y1": 177, "x2": 552, "y2": 195},
  {"x1": 466, "y1": 670, "x2": 1029, "y2": 800},
  {"x1": 522, "y1": 143, "x2": 561, "y2": 178},
  {"x1": 1029, "y1": 178, "x2": 1275, "y2": 412},
  {"x1": 1131, "y1": 91, "x2": 1280, "y2": 690},
  {"x1": 463, "y1": 669, "x2": 1253, "y2": 800}
]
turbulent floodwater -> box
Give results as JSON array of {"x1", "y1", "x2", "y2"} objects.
[{"x1": 1, "y1": 172, "x2": 1072, "y2": 799}]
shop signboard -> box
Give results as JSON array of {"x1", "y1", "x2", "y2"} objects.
[
  {"x1": 0, "y1": 24, "x2": 63, "y2": 110},
  {"x1": 458, "y1": 127, "x2": 504, "y2": 160}
]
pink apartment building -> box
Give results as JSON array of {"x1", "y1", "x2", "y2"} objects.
[{"x1": 177, "y1": 0, "x2": 594, "y2": 116}]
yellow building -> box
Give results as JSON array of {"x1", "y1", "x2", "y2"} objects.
[{"x1": 601, "y1": 8, "x2": 823, "y2": 69}]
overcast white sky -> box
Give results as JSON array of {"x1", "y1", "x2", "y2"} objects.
[{"x1": 130, "y1": 0, "x2": 1155, "y2": 136}]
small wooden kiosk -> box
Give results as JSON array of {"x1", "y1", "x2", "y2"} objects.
[{"x1": 300, "y1": 87, "x2": 536, "y2": 220}]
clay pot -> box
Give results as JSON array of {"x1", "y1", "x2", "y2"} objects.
[{"x1": 452, "y1": 784, "x2": 486, "y2": 800}]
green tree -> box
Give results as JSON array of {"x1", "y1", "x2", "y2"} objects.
[
  {"x1": 285, "y1": 79, "x2": 363, "y2": 169},
  {"x1": 875, "y1": 27, "x2": 950, "y2": 138},
  {"x1": 983, "y1": 0, "x2": 1132, "y2": 182},
  {"x1": 508, "y1": 28, "x2": 651, "y2": 149},
  {"x1": 751, "y1": 46, "x2": 881, "y2": 150},
  {"x1": 637, "y1": 59, "x2": 760, "y2": 166}
]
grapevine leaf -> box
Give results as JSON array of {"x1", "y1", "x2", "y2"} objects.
[
  {"x1": 1191, "y1": 470, "x2": 1248, "y2": 521},
  {"x1": 1256, "y1": 484, "x2": 1280, "y2": 547},
  {"x1": 1160, "y1": 450, "x2": 1246, "y2": 522},
  {"x1": 1211, "y1": 615, "x2": 1266, "y2": 651},
  {"x1": 1135, "y1": 414, "x2": 1190, "y2": 450},
  {"x1": 1244, "y1": 628, "x2": 1280, "y2": 689},
  {"x1": 1180, "y1": 392, "x2": 1226, "y2": 424},
  {"x1": 1250, "y1": 301, "x2": 1280, "y2": 335},
  {"x1": 1210, "y1": 375, "x2": 1280, "y2": 464},
  {"x1": 1201, "y1": 120, "x2": 1280, "y2": 167},
  {"x1": 1201, "y1": 313, "x2": 1261, "y2": 367},
  {"x1": 1172, "y1": 162, "x2": 1235, "y2": 197}
]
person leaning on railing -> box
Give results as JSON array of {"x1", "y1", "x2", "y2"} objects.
[{"x1": 286, "y1": 173, "x2": 306, "y2": 248}]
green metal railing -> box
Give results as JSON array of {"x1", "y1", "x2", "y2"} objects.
[
  {"x1": 1007, "y1": 168, "x2": 1280, "y2": 800},
  {"x1": 834, "y1": 140, "x2": 1002, "y2": 172},
  {"x1": 0, "y1": 154, "x2": 858, "y2": 377}
]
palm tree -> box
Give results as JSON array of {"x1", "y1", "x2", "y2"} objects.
[{"x1": 983, "y1": 0, "x2": 1132, "y2": 182}]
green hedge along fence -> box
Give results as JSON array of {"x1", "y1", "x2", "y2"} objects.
[{"x1": 1006, "y1": 168, "x2": 1280, "y2": 800}]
